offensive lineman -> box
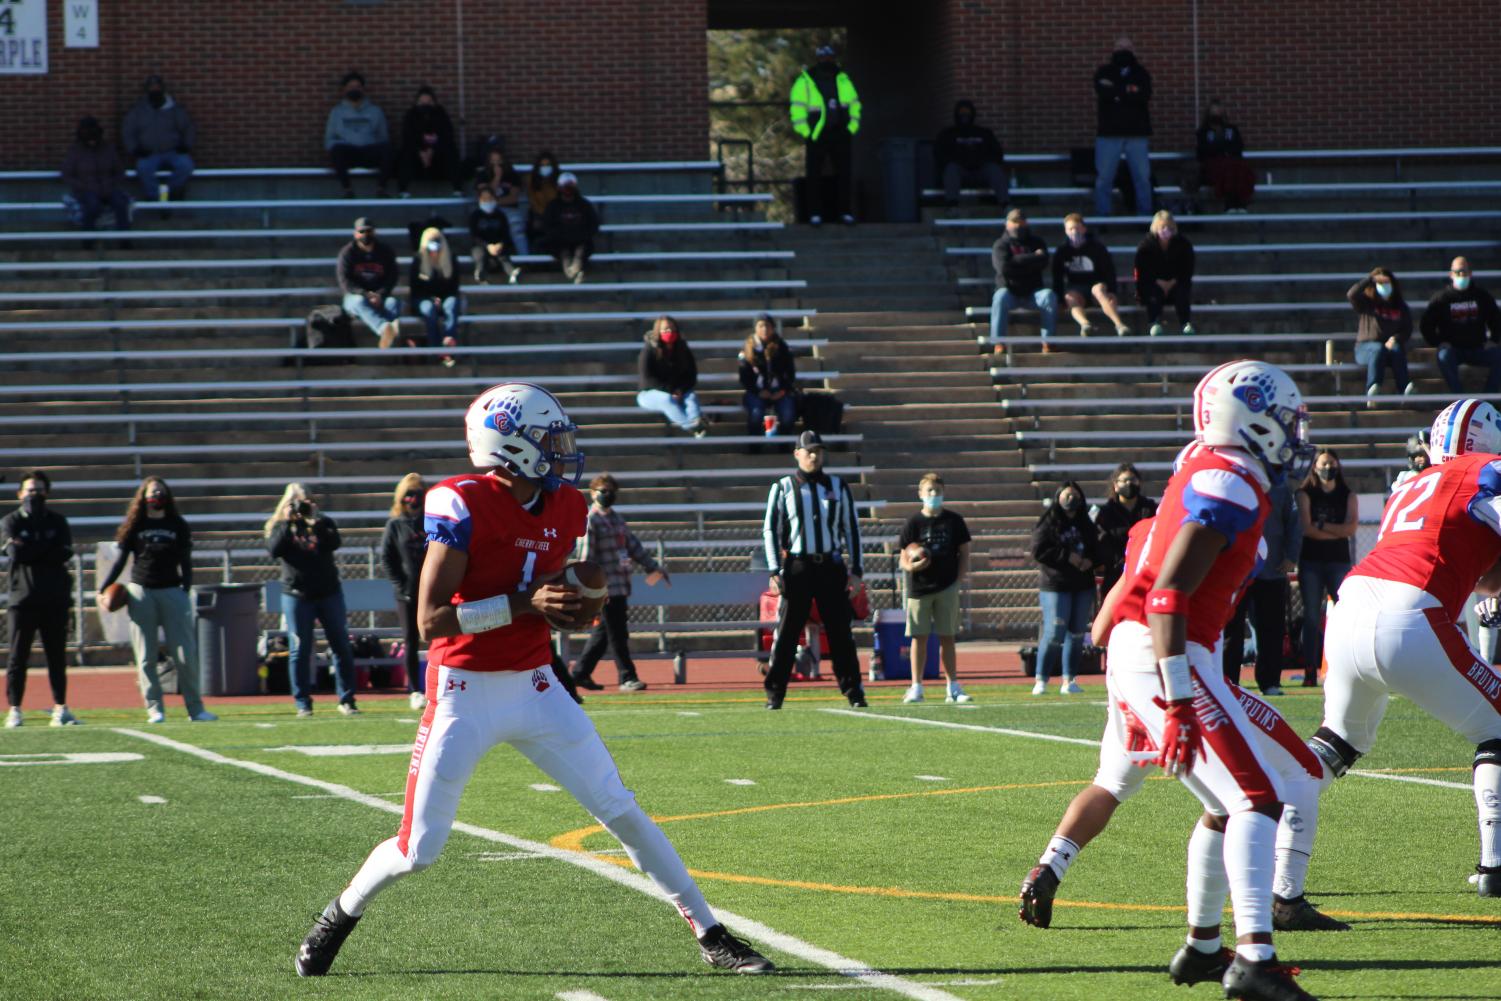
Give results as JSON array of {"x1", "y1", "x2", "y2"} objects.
[
  {"x1": 1314, "y1": 398, "x2": 1501, "y2": 898},
  {"x1": 295, "y1": 383, "x2": 773, "y2": 977}
]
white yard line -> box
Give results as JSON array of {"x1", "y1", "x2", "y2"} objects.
[
  {"x1": 1347, "y1": 769, "x2": 1472, "y2": 790},
  {"x1": 557, "y1": 991, "x2": 615, "y2": 1001},
  {"x1": 112, "y1": 727, "x2": 965, "y2": 1001},
  {"x1": 138, "y1": 795, "x2": 167, "y2": 804}
]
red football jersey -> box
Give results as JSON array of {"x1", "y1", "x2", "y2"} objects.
[
  {"x1": 423, "y1": 473, "x2": 588, "y2": 671},
  {"x1": 1114, "y1": 444, "x2": 1270, "y2": 649},
  {"x1": 1350, "y1": 452, "x2": 1501, "y2": 619}
]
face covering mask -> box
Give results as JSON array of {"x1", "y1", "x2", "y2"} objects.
[
  {"x1": 1315, "y1": 467, "x2": 1337, "y2": 482},
  {"x1": 538, "y1": 165, "x2": 555, "y2": 178},
  {"x1": 345, "y1": 89, "x2": 363, "y2": 103},
  {"x1": 594, "y1": 490, "x2": 616, "y2": 508},
  {"x1": 1012, "y1": 225, "x2": 1029, "y2": 239},
  {"x1": 1159, "y1": 228, "x2": 1176, "y2": 240},
  {"x1": 1408, "y1": 454, "x2": 1428, "y2": 472},
  {"x1": 479, "y1": 200, "x2": 497, "y2": 214},
  {"x1": 1455, "y1": 275, "x2": 1472, "y2": 291},
  {"x1": 1061, "y1": 495, "x2": 1082, "y2": 513},
  {"x1": 426, "y1": 240, "x2": 442, "y2": 254},
  {"x1": 147, "y1": 496, "x2": 166, "y2": 510},
  {"x1": 1375, "y1": 282, "x2": 1393, "y2": 299},
  {"x1": 22, "y1": 495, "x2": 45, "y2": 516},
  {"x1": 1068, "y1": 231, "x2": 1086, "y2": 248},
  {"x1": 922, "y1": 493, "x2": 943, "y2": 512},
  {"x1": 1117, "y1": 482, "x2": 1140, "y2": 500},
  {"x1": 148, "y1": 92, "x2": 166, "y2": 109}
]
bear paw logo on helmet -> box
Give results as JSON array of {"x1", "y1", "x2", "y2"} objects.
[
  {"x1": 1230, "y1": 371, "x2": 1278, "y2": 414},
  {"x1": 486, "y1": 397, "x2": 523, "y2": 436}
]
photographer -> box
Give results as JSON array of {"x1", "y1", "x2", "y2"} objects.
[{"x1": 265, "y1": 484, "x2": 358, "y2": 717}]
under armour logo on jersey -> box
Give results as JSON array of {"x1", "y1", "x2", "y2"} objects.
[
  {"x1": 531, "y1": 669, "x2": 550, "y2": 693},
  {"x1": 543, "y1": 527, "x2": 558, "y2": 538},
  {"x1": 446, "y1": 678, "x2": 467, "y2": 692}
]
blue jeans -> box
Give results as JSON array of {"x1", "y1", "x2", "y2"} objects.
[
  {"x1": 281, "y1": 591, "x2": 357, "y2": 709},
  {"x1": 1436, "y1": 342, "x2": 1501, "y2": 394},
  {"x1": 135, "y1": 152, "x2": 195, "y2": 199},
  {"x1": 1094, "y1": 136, "x2": 1153, "y2": 216},
  {"x1": 990, "y1": 286, "x2": 1058, "y2": 344},
  {"x1": 1354, "y1": 339, "x2": 1410, "y2": 392},
  {"x1": 1298, "y1": 559, "x2": 1349, "y2": 670},
  {"x1": 744, "y1": 391, "x2": 798, "y2": 434},
  {"x1": 75, "y1": 190, "x2": 132, "y2": 231},
  {"x1": 1037, "y1": 587, "x2": 1095, "y2": 682},
  {"x1": 637, "y1": 389, "x2": 702, "y2": 430},
  {"x1": 501, "y1": 204, "x2": 528, "y2": 254},
  {"x1": 415, "y1": 295, "x2": 461, "y2": 346},
  {"x1": 342, "y1": 291, "x2": 401, "y2": 337}
]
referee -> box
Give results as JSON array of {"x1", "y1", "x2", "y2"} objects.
[{"x1": 762, "y1": 431, "x2": 866, "y2": 709}]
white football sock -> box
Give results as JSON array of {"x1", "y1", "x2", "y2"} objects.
[
  {"x1": 1224, "y1": 811, "x2": 1277, "y2": 939},
  {"x1": 603, "y1": 804, "x2": 717, "y2": 936},
  {"x1": 1237, "y1": 942, "x2": 1276, "y2": 962},
  {"x1": 1040, "y1": 835, "x2": 1081, "y2": 880},
  {"x1": 340, "y1": 837, "x2": 419, "y2": 917},
  {"x1": 1188, "y1": 933, "x2": 1222, "y2": 954},
  {"x1": 1273, "y1": 774, "x2": 1321, "y2": 899},
  {"x1": 1476, "y1": 762, "x2": 1501, "y2": 869},
  {"x1": 1185, "y1": 822, "x2": 1228, "y2": 932}
]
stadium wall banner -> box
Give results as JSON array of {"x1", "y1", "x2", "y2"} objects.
[
  {"x1": 65, "y1": 0, "x2": 97, "y2": 48},
  {"x1": 0, "y1": 0, "x2": 47, "y2": 74}
]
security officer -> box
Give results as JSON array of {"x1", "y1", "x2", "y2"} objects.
[
  {"x1": 789, "y1": 43, "x2": 861, "y2": 226},
  {"x1": 762, "y1": 431, "x2": 865, "y2": 709}
]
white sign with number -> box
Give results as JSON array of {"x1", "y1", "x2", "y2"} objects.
[
  {"x1": 65, "y1": 0, "x2": 97, "y2": 48},
  {"x1": 0, "y1": 0, "x2": 48, "y2": 74}
]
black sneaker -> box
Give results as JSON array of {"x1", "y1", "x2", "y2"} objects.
[
  {"x1": 1018, "y1": 864, "x2": 1060, "y2": 928},
  {"x1": 572, "y1": 674, "x2": 604, "y2": 691},
  {"x1": 295, "y1": 897, "x2": 361, "y2": 977},
  {"x1": 1272, "y1": 894, "x2": 1350, "y2": 931},
  {"x1": 1478, "y1": 865, "x2": 1501, "y2": 897},
  {"x1": 1221, "y1": 954, "x2": 1317, "y2": 1001},
  {"x1": 1168, "y1": 944, "x2": 1233, "y2": 985},
  {"x1": 698, "y1": 924, "x2": 775, "y2": 974},
  {"x1": 766, "y1": 697, "x2": 783, "y2": 710},
  {"x1": 848, "y1": 690, "x2": 868, "y2": 708}
]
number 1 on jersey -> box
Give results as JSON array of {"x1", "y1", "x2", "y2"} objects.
[
  {"x1": 517, "y1": 551, "x2": 537, "y2": 592},
  {"x1": 1379, "y1": 470, "x2": 1441, "y2": 540}
]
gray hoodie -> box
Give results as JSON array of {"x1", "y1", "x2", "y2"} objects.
[
  {"x1": 324, "y1": 99, "x2": 389, "y2": 150},
  {"x1": 122, "y1": 92, "x2": 195, "y2": 157}
]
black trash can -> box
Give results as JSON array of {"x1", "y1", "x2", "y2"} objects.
[
  {"x1": 879, "y1": 137, "x2": 919, "y2": 223},
  {"x1": 196, "y1": 583, "x2": 263, "y2": 696}
]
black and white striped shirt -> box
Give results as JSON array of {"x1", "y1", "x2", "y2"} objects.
[{"x1": 763, "y1": 472, "x2": 862, "y2": 577}]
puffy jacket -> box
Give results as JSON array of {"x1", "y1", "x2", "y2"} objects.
[
  {"x1": 639, "y1": 340, "x2": 697, "y2": 394},
  {"x1": 789, "y1": 66, "x2": 861, "y2": 141},
  {"x1": 122, "y1": 94, "x2": 195, "y2": 157}
]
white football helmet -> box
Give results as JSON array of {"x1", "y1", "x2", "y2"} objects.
[
  {"x1": 464, "y1": 382, "x2": 584, "y2": 491},
  {"x1": 1429, "y1": 399, "x2": 1501, "y2": 463},
  {"x1": 1192, "y1": 359, "x2": 1314, "y2": 484}
]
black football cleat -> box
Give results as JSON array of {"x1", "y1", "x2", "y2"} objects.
[
  {"x1": 1168, "y1": 944, "x2": 1234, "y2": 985},
  {"x1": 698, "y1": 924, "x2": 775, "y2": 974},
  {"x1": 1272, "y1": 894, "x2": 1350, "y2": 931},
  {"x1": 847, "y1": 691, "x2": 869, "y2": 708},
  {"x1": 1478, "y1": 865, "x2": 1501, "y2": 897},
  {"x1": 1018, "y1": 864, "x2": 1060, "y2": 928},
  {"x1": 1221, "y1": 954, "x2": 1318, "y2": 1001},
  {"x1": 295, "y1": 897, "x2": 361, "y2": 977}
]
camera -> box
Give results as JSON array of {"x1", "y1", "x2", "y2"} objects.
[{"x1": 295, "y1": 500, "x2": 315, "y2": 519}]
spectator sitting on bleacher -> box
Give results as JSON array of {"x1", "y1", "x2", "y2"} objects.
[
  {"x1": 1093, "y1": 36, "x2": 1154, "y2": 217},
  {"x1": 410, "y1": 226, "x2": 462, "y2": 366},
  {"x1": 1348, "y1": 266, "x2": 1414, "y2": 400},
  {"x1": 122, "y1": 74, "x2": 195, "y2": 202},
  {"x1": 379, "y1": 472, "x2": 429, "y2": 712},
  {"x1": 325, "y1": 71, "x2": 393, "y2": 198},
  {"x1": 526, "y1": 150, "x2": 561, "y2": 248},
  {"x1": 542, "y1": 172, "x2": 600, "y2": 284},
  {"x1": 1195, "y1": 98, "x2": 1254, "y2": 212},
  {"x1": 1420, "y1": 256, "x2": 1501, "y2": 394},
  {"x1": 989, "y1": 208, "x2": 1057, "y2": 352},
  {"x1": 738, "y1": 314, "x2": 799, "y2": 438},
  {"x1": 1090, "y1": 461, "x2": 1156, "y2": 598},
  {"x1": 468, "y1": 184, "x2": 520, "y2": 284},
  {"x1": 396, "y1": 85, "x2": 464, "y2": 198},
  {"x1": 1133, "y1": 210, "x2": 1195, "y2": 336},
  {"x1": 337, "y1": 217, "x2": 401, "y2": 349},
  {"x1": 933, "y1": 99, "x2": 1007, "y2": 207},
  {"x1": 637, "y1": 315, "x2": 707, "y2": 437},
  {"x1": 1053, "y1": 213, "x2": 1131, "y2": 337},
  {"x1": 1030, "y1": 480, "x2": 1099, "y2": 696},
  {"x1": 475, "y1": 146, "x2": 529, "y2": 254},
  {"x1": 61, "y1": 116, "x2": 131, "y2": 243}
]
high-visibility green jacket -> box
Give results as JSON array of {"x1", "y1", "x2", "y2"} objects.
[{"x1": 788, "y1": 69, "x2": 861, "y2": 141}]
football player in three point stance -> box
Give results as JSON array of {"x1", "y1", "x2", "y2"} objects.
[
  {"x1": 295, "y1": 382, "x2": 772, "y2": 978},
  {"x1": 1025, "y1": 361, "x2": 1322, "y2": 1001},
  {"x1": 1314, "y1": 399, "x2": 1501, "y2": 900}
]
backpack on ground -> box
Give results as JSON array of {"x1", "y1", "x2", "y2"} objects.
[{"x1": 800, "y1": 391, "x2": 844, "y2": 434}]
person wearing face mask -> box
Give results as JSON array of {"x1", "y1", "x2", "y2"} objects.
[
  {"x1": 1348, "y1": 266, "x2": 1413, "y2": 402},
  {"x1": 541, "y1": 172, "x2": 600, "y2": 283},
  {"x1": 526, "y1": 151, "x2": 561, "y2": 247},
  {"x1": 325, "y1": 70, "x2": 393, "y2": 198},
  {"x1": 474, "y1": 145, "x2": 528, "y2": 254},
  {"x1": 468, "y1": 184, "x2": 520, "y2": 284},
  {"x1": 990, "y1": 208, "x2": 1057, "y2": 350},
  {"x1": 380, "y1": 473, "x2": 430, "y2": 711},
  {"x1": 1391, "y1": 431, "x2": 1430, "y2": 493},
  {"x1": 60, "y1": 115, "x2": 132, "y2": 241},
  {"x1": 1053, "y1": 213, "x2": 1131, "y2": 337},
  {"x1": 897, "y1": 473, "x2": 973, "y2": 704},
  {"x1": 1091, "y1": 462, "x2": 1158, "y2": 599},
  {"x1": 571, "y1": 474, "x2": 668, "y2": 693},
  {"x1": 1194, "y1": 99, "x2": 1254, "y2": 212},
  {"x1": 1296, "y1": 449, "x2": 1358, "y2": 687},
  {"x1": 99, "y1": 477, "x2": 216, "y2": 724},
  {"x1": 1134, "y1": 210, "x2": 1196, "y2": 337},
  {"x1": 121, "y1": 74, "x2": 196, "y2": 201},
  {"x1": 409, "y1": 226, "x2": 462, "y2": 365},
  {"x1": 337, "y1": 217, "x2": 402, "y2": 349},
  {"x1": 637, "y1": 315, "x2": 707, "y2": 436},
  {"x1": 1093, "y1": 36, "x2": 1154, "y2": 217},
  {"x1": 738, "y1": 314, "x2": 799, "y2": 440},
  {"x1": 1031, "y1": 480, "x2": 1100, "y2": 695},
  {"x1": 933, "y1": 99, "x2": 1007, "y2": 207},
  {"x1": 3, "y1": 472, "x2": 77, "y2": 729},
  {"x1": 395, "y1": 85, "x2": 463, "y2": 197},
  {"x1": 1420, "y1": 256, "x2": 1501, "y2": 394}
]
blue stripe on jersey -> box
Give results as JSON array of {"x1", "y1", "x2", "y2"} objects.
[
  {"x1": 1179, "y1": 480, "x2": 1259, "y2": 547},
  {"x1": 1467, "y1": 459, "x2": 1501, "y2": 533},
  {"x1": 425, "y1": 512, "x2": 472, "y2": 551}
]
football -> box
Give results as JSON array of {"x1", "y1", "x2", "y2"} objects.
[
  {"x1": 561, "y1": 560, "x2": 609, "y2": 628},
  {"x1": 99, "y1": 582, "x2": 127, "y2": 613},
  {"x1": 904, "y1": 542, "x2": 931, "y2": 572}
]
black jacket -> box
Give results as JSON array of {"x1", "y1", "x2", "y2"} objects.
[
  {"x1": 934, "y1": 100, "x2": 1004, "y2": 173},
  {"x1": 468, "y1": 208, "x2": 516, "y2": 255},
  {"x1": 1053, "y1": 236, "x2": 1117, "y2": 293},
  {"x1": 542, "y1": 195, "x2": 600, "y2": 249},
  {"x1": 738, "y1": 340, "x2": 797, "y2": 394},
  {"x1": 336, "y1": 240, "x2": 399, "y2": 297},
  {"x1": 1093, "y1": 495, "x2": 1158, "y2": 590},
  {"x1": 992, "y1": 230, "x2": 1050, "y2": 295},
  {"x1": 409, "y1": 259, "x2": 460, "y2": 306},
  {"x1": 267, "y1": 517, "x2": 344, "y2": 601},
  {"x1": 1420, "y1": 284, "x2": 1501, "y2": 351},
  {"x1": 1094, "y1": 51, "x2": 1153, "y2": 137},
  {"x1": 399, "y1": 103, "x2": 458, "y2": 159},
  {"x1": 1134, "y1": 234, "x2": 1195, "y2": 287},
  {"x1": 380, "y1": 514, "x2": 426, "y2": 601},
  {"x1": 1, "y1": 507, "x2": 73, "y2": 609},
  {"x1": 1032, "y1": 507, "x2": 1100, "y2": 593},
  {"x1": 639, "y1": 341, "x2": 698, "y2": 394},
  {"x1": 1196, "y1": 121, "x2": 1245, "y2": 160}
]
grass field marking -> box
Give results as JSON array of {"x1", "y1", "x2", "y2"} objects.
[
  {"x1": 111, "y1": 727, "x2": 967, "y2": 1001},
  {"x1": 1348, "y1": 769, "x2": 1472, "y2": 791},
  {"x1": 138, "y1": 795, "x2": 167, "y2": 804},
  {"x1": 267, "y1": 744, "x2": 413, "y2": 757},
  {"x1": 556, "y1": 991, "x2": 614, "y2": 1001},
  {"x1": 0, "y1": 751, "x2": 145, "y2": 766},
  {"x1": 819, "y1": 708, "x2": 1099, "y2": 747}
]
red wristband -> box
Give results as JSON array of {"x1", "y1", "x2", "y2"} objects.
[{"x1": 1146, "y1": 588, "x2": 1189, "y2": 616}]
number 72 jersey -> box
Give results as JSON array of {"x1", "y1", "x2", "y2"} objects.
[{"x1": 1352, "y1": 452, "x2": 1501, "y2": 619}]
